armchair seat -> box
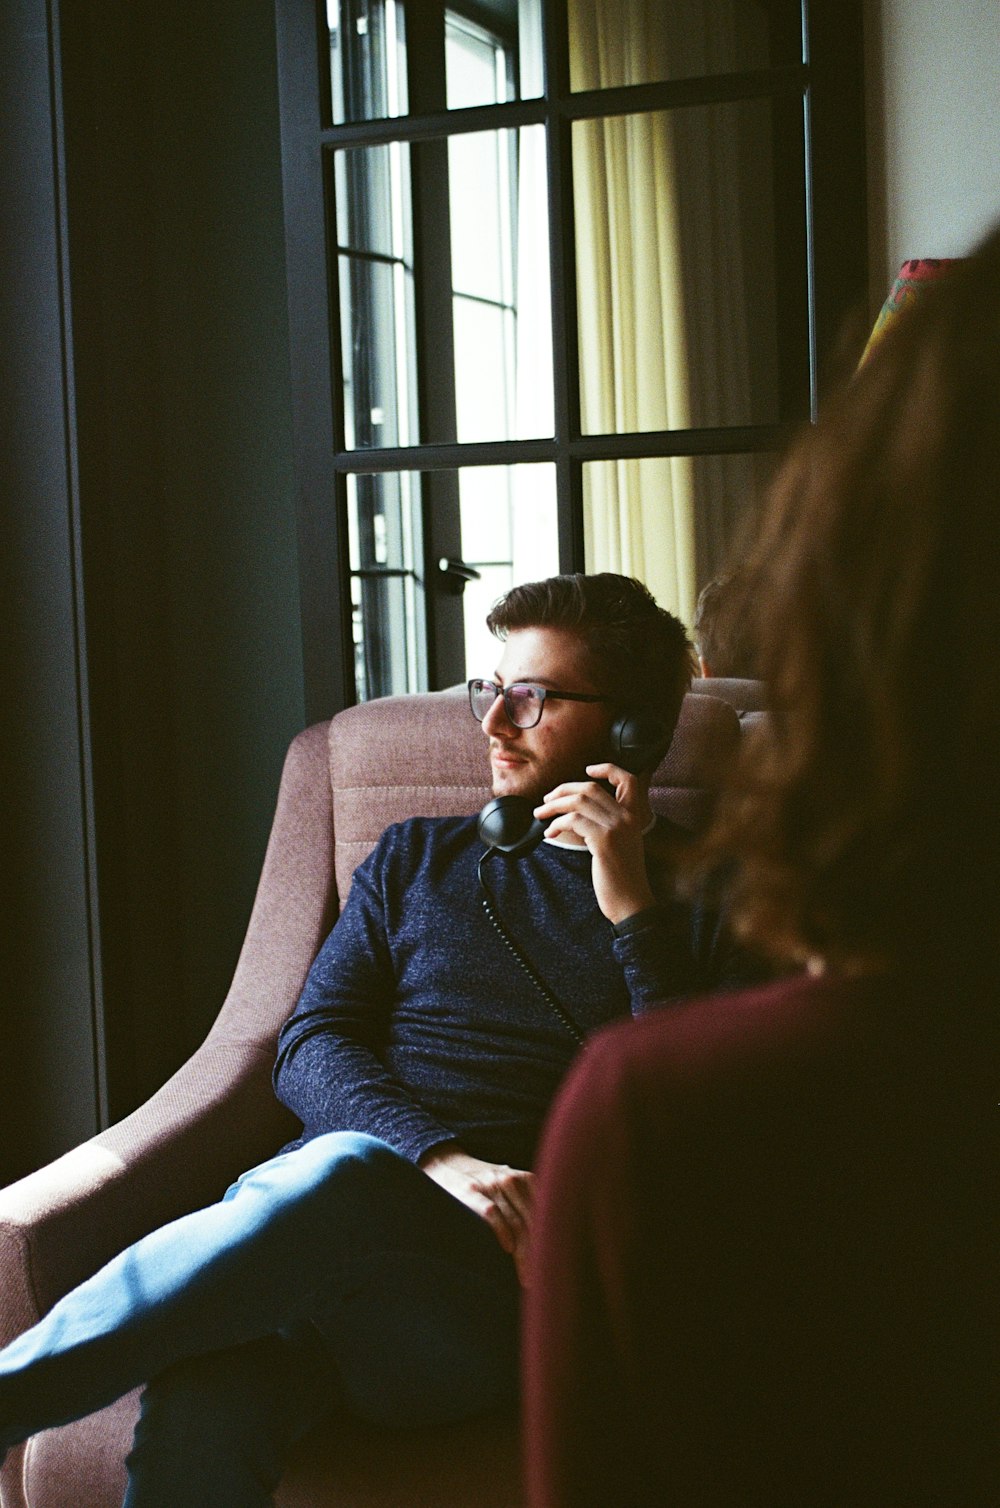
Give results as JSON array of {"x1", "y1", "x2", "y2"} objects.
[{"x1": 21, "y1": 1396, "x2": 520, "y2": 1508}]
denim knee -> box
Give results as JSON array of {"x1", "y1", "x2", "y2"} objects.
[
  {"x1": 284, "y1": 1131, "x2": 397, "y2": 1187},
  {"x1": 231, "y1": 1132, "x2": 391, "y2": 1197},
  {"x1": 223, "y1": 1132, "x2": 396, "y2": 1230}
]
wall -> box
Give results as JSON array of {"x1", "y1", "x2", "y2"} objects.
[
  {"x1": 1, "y1": 0, "x2": 103, "y2": 1184},
  {"x1": 62, "y1": 0, "x2": 307, "y2": 1126},
  {"x1": 866, "y1": 0, "x2": 1000, "y2": 300},
  {"x1": 1, "y1": 0, "x2": 305, "y2": 1183}
]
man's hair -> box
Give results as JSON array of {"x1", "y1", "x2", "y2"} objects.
[
  {"x1": 487, "y1": 573, "x2": 695, "y2": 759},
  {"x1": 694, "y1": 221, "x2": 1000, "y2": 982},
  {"x1": 693, "y1": 574, "x2": 760, "y2": 678}
]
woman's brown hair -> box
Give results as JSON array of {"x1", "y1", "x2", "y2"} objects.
[{"x1": 695, "y1": 223, "x2": 1000, "y2": 978}]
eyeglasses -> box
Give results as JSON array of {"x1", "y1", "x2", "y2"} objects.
[{"x1": 468, "y1": 678, "x2": 610, "y2": 730}]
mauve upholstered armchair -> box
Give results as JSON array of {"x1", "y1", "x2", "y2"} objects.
[{"x1": 0, "y1": 689, "x2": 739, "y2": 1508}]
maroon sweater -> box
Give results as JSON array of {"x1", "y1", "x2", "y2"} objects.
[{"x1": 524, "y1": 971, "x2": 994, "y2": 1507}]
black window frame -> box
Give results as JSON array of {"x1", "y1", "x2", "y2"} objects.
[{"x1": 276, "y1": 0, "x2": 867, "y2": 721}]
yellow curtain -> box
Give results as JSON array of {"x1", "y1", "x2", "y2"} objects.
[{"x1": 570, "y1": 0, "x2": 697, "y2": 625}]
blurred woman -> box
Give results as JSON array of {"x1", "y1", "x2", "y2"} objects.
[{"x1": 523, "y1": 225, "x2": 999, "y2": 1506}]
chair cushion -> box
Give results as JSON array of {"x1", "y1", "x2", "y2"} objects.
[{"x1": 687, "y1": 676, "x2": 768, "y2": 713}]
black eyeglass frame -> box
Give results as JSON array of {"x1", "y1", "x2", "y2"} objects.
[{"x1": 467, "y1": 678, "x2": 610, "y2": 730}]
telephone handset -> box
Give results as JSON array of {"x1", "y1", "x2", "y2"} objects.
[
  {"x1": 475, "y1": 708, "x2": 668, "y2": 1046},
  {"x1": 477, "y1": 710, "x2": 668, "y2": 859}
]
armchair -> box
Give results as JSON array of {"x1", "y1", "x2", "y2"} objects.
[{"x1": 0, "y1": 689, "x2": 739, "y2": 1508}]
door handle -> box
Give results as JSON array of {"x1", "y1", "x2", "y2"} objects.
[{"x1": 438, "y1": 557, "x2": 482, "y2": 593}]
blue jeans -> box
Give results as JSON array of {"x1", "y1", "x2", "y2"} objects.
[{"x1": 0, "y1": 1133, "x2": 520, "y2": 1506}]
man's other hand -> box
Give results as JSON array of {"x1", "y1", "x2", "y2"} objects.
[{"x1": 420, "y1": 1144, "x2": 534, "y2": 1286}]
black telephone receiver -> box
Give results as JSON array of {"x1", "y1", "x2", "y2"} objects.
[{"x1": 477, "y1": 710, "x2": 668, "y2": 858}]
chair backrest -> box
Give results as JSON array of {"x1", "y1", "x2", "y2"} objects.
[
  {"x1": 687, "y1": 677, "x2": 768, "y2": 714},
  {"x1": 327, "y1": 690, "x2": 740, "y2": 909}
]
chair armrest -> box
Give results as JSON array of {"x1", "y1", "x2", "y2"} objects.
[
  {"x1": 0, "y1": 719, "x2": 338, "y2": 1347},
  {"x1": 0, "y1": 1040, "x2": 295, "y2": 1348}
]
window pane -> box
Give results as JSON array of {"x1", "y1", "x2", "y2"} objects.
[
  {"x1": 328, "y1": 0, "x2": 543, "y2": 125},
  {"x1": 447, "y1": 0, "x2": 546, "y2": 106},
  {"x1": 568, "y1": 0, "x2": 803, "y2": 92},
  {"x1": 339, "y1": 254, "x2": 418, "y2": 448},
  {"x1": 335, "y1": 141, "x2": 412, "y2": 260},
  {"x1": 457, "y1": 463, "x2": 559, "y2": 681},
  {"x1": 329, "y1": 0, "x2": 408, "y2": 125},
  {"x1": 445, "y1": 12, "x2": 511, "y2": 108},
  {"x1": 336, "y1": 125, "x2": 550, "y2": 449},
  {"x1": 450, "y1": 125, "x2": 552, "y2": 443},
  {"x1": 457, "y1": 466, "x2": 513, "y2": 561},
  {"x1": 574, "y1": 98, "x2": 791, "y2": 435},
  {"x1": 453, "y1": 299, "x2": 512, "y2": 443},
  {"x1": 348, "y1": 470, "x2": 425, "y2": 700},
  {"x1": 582, "y1": 451, "x2": 777, "y2": 628},
  {"x1": 335, "y1": 141, "x2": 417, "y2": 449},
  {"x1": 449, "y1": 131, "x2": 511, "y2": 302},
  {"x1": 351, "y1": 570, "x2": 427, "y2": 701}
]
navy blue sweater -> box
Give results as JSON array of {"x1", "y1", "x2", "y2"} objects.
[{"x1": 273, "y1": 815, "x2": 747, "y2": 1170}]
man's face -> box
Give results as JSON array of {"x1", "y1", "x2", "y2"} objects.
[{"x1": 481, "y1": 626, "x2": 613, "y2": 802}]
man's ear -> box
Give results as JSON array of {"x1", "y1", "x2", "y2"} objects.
[{"x1": 698, "y1": 655, "x2": 714, "y2": 678}]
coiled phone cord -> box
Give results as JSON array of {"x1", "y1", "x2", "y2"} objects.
[{"x1": 477, "y1": 849, "x2": 587, "y2": 1048}]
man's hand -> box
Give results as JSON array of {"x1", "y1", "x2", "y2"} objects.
[
  {"x1": 420, "y1": 1144, "x2": 534, "y2": 1286},
  {"x1": 532, "y1": 763, "x2": 656, "y2": 924}
]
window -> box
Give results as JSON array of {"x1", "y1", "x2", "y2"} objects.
[{"x1": 277, "y1": 0, "x2": 866, "y2": 715}]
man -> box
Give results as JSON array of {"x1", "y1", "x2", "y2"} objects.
[{"x1": 1, "y1": 573, "x2": 749, "y2": 1506}]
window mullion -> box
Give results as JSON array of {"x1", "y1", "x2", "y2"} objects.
[{"x1": 542, "y1": 0, "x2": 583, "y2": 572}]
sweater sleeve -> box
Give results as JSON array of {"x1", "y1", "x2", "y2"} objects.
[
  {"x1": 272, "y1": 834, "x2": 457, "y2": 1165},
  {"x1": 608, "y1": 824, "x2": 768, "y2": 1012},
  {"x1": 611, "y1": 902, "x2": 702, "y2": 1009},
  {"x1": 611, "y1": 898, "x2": 767, "y2": 1013}
]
